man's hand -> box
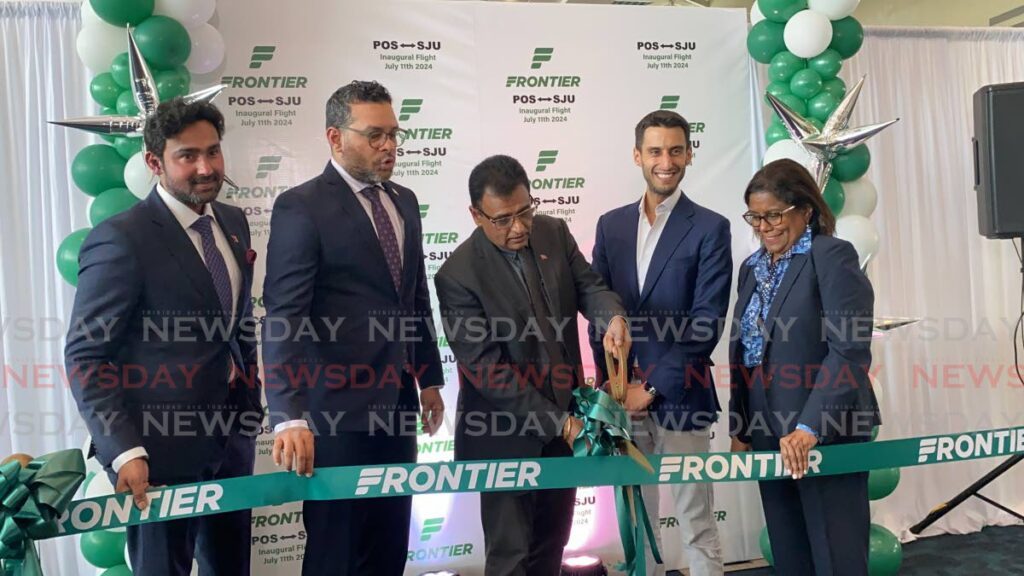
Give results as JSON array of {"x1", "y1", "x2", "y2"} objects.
[
  {"x1": 730, "y1": 437, "x2": 752, "y2": 453},
  {"x1": 603, "y1": 316, "x2": 631, "y2": 359},
  {"x1": 420, "y1": 387, "x2": 445, "y2": 436},
  {"x1": 623, "y1": 382, "x2": 655, "y2": 414},
  {"x1": 779, "y1": 429, "x2": 818, "y2": 479},
  {"x1": 115, "y1": 457, "x2": 150, "y2": 510},
  {"x1": 273, "y1": 427, "x2": 315, "y2": 477}
]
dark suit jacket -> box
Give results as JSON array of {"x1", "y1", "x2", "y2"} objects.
[
  {"x1": 591, "y1": 194, "x2": 732, "y2": 430},
  {"x1": 434, "y1": 215, "x2": 625, "y2": 460},
  {"x1": 728, "y1": 234, "x2": 880, "y2": 443},
  {"x1": 65, "y1": 190, "x2": 262, "y2": 482},
  {"x1": 261, "y1": 162, "x2": 443, "y2": 433}
]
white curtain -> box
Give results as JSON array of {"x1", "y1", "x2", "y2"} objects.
[
  {"x1": 841, "y1": 26, "x2": 1024, "y2": 539},
  {"x1": 1, "y1": 2, "x2": 95, "y2": 574}
]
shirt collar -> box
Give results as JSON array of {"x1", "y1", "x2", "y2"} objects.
[
  {"x1": 331, "y1": 157, "x2": 391, "y2": 196},
  {"x1": 747, "y1": 226, "x2": 813, "y2": 266},
  {"x1": 155, "y1": 184, "x2": 214, "y2": 231},
  {"x1": 637, "y1": 187, "x2": 683, "y2": 218}
]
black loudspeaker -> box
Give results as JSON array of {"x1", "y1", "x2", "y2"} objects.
[{"x1": 974, "y1": 81, "x2": 1024, "y2": 239}]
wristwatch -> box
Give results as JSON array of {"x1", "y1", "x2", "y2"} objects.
[{"x1": 642, "y1": 381, "x2": 659, "y2": 398}]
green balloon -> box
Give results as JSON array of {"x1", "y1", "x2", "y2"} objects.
[
  {"x1": 89, "y1": 0, "x2": 153, "y2": 26},
  {"x1": 766, "y1": 123, "x2": 790, "y2": 146},
  {"x1": 830, "y1": 17, "x2": 865, "y2": 59},
  {"x1": 821, "y1": 77, "x2": 847, "y2": 101},
  {"x1": 868, "y1": 524, "x2": 903, "y2": 576},
  {"x1": 790, "y1": 69, "x2": 823, "y2": 100},
  {"x1": 833, "y1": 145, "x2": 871, "y2": 182},
  {"x1": 99, "y1": 106, "x2": 116, "y2": 116},
  {"x1": 766, "y1": 81, "x2": 792, "y2": 101},
  {"x1": 113, "y1": 136, "x2": 144, "y2": 160},
  {"x1": 747, "y1": 20, "x2": 786, "y2": 64},
  {"x1": 808, "y1": 117, "x2": 824, "y2": 131},
  {"x1": 80, "y1": 529, "x2": 127, "y2": 568},
  {"x1": 90, "y1": 188, "x2": 140, "y2": 226},
  {"x1": 868, "y1": 468, "x2": 901, "y2": 500},
  {"x1": 776, "y1": 93, "x2": 808, "y2": 119},
  {"x1": 808, "y1": 91, "x2": 838, "y2": 122},
  {"x1": 768, "y1": 51, "x2": 807, "y2": 83},
  {"x1": 110, "y1": 52, "x2": 131, "y2": 89},
  {"x1": 100, "y1": 566, "x2": 132, "y2": 576},
  {"x1": 823, "y1": 177, "x2": 845, "y2": 215},
  {"x1": 89, "y1": 73, "x2": 121, "y2": 108},
  {"x1": 72, "y1": 144, "x2": 127, "y2": 197},
  {"x1": 759, "y1": 526, "x2": 774, "y2": 566},
  {"x1": 759, "y1": 0, "x2": 807, "y2": 23},
  {"x1": 134, "y1": 16, "x2": 192, "y2": 69},
  {"x1": 56, "y1": 229, "x2": 91, "y2": 287},
  {"x1": 808, "y1": 48, "x2": 843, "y2": 80},
  {"x1": 156, "y1": 69, "x2": 190, "y2": 101},
  {"x1": 116, "y1": 90, "x2": 139, "y2": 117},
  {"x1": 871, "y1": 425, "x2": 880, "y2": 441}
]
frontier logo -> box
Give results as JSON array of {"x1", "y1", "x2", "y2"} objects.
[
  {"x1": 399, "y1": 98, "x2": 423, "y2": 122},
  {"x1": 535, "y1": 150, "x2": 558, "y2": 172},
  {"x1": 256, "y1": 156, "x2": 281, "y2": 179},
  {"x1": 420, "y1": 517, "x2": 443, "y2": 541},
  {"x1": 355, "y1": 461, "x2": 541, "y2": 496},
  {"x1": 249, "y1": 46, "x2": 275, "y2": 69},
  {"x1": 660, "y1": 95, "x2": 680, "y2": 110},
  {"x1": 506, "y1": 47, "x2": 581, "y2": 89},
  {"x1": 657, "y1": 452, "x2": 822, "y2": 482},
  {"x1": 531, "y1": 47, "x2": 554, "y2": 69},
  {"x1": 917, "y1": 429, "x2": 1024, "y2": 464},
  {"x1": 221, "y1": 45, "x2": 308, "y2": 89},
  {"x1": 419, "y1": 204, "x2": 429, "y2": 219}
]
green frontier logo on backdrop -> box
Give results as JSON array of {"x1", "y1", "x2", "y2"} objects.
[
  {"x1": 249, "y1": 46, "x2": 276, "y2": 69},
  {"x1": 531, "y1": 47, "x2": 554, "y2": 69},
  {"x1": 531, "y1": 150, "x2": 584, "y2": 193},
  {"x1": 535, "y1": 150, "x2": 558, "y2": 172},
  {"x1": 256, "y1": 156, "x2": 281, "y2": 179},
  {"x1": 399, "y1": 99, "x2": 423, "y2": 122},
  {"x1": 660, "y1": 95, "x2": 680, "y2": 110},
  {"x1": 506, "y1": 47, "x2": 580, "y2": 89},
  {"x1": 419, "y1": 204, "x2": 429, "y2": 219},
  {"x1": 223, "y1": 158, "x2": 289, "y2": 201},
  {"x1": 420, "y1": 517, "x2": 443, "y2": 541}
]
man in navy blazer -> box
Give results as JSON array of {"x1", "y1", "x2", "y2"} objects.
[
  {"x1": 591, "y1": 110, "x2": 731, "y2": 576},
  {"x1": 65, "y1": 98, "x2": 262, "y2": 575},
  {"x1": 262, "y1": 80, "x2": 445, "y2": 576}
]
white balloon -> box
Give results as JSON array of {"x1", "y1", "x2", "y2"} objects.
[
  {"x1": 76, "y1": 22, "x2": 126, "y2": 72},
  {"x1": 80, "y1": 0, "x2": 104, "y2": 29},
  {"x1": 869, "y1": 373, "x2": 883, "y2": 408},
  {"x1": 763, "y1": 139, "x2": 814, "y2": 173},
  {"x1": 783, "y1": 9, "x2": 833, "y2": 59},
  {"x1": 808, "y1": 0, "x2": 861, "y2": 20},
  {"x1": 125, "y1": 152, "x2": 157, "y2": 199},
  {"x1": 154, "y1": 0, "x2": 216, "y2": 29},
  {"x1": 842, "y1": 177, "x2": 878, "y2": 217},
  {"x1": 749, "y1": 0, "x2": 765, "y2": 25},
  {"x1": 185, "y1": 24, "x2": 226, "y2": 75},
  {"x1": 835, "y1": 215, "x2": 879, "y2": 268}
]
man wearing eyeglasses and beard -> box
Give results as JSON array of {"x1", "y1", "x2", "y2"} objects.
[
  {"x1": 435, "y1": 154, "x2": 630, "y2": 576},
  {"x1": 262, "y1": 80, "x2": 444, "y2": 576}
]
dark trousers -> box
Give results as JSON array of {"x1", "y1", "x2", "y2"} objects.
[
  {"x1": 126, "y1": 431, "x2": 256, "y2": 576},
  {"x1": 479, "y1": 438, "x2": 576, "y2": 576},
  {"x1": 752, "y1": 433, "x2": 869, "y2": 576}
]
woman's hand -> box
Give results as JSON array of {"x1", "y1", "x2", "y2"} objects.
[{"x1": 779, "y1": 429, "x2": 818, "y2": 479}]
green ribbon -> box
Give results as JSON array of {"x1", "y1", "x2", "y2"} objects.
[
  {"x1": 0, "y1": 450, "x2": 86, "y2": 576},
  {"x1": 572, "y1": 386, "x2": 662, "y2": 576}
]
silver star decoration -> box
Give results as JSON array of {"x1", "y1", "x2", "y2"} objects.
[
  {"x1": 50, "y1": 27, "x2": 225, "y2": 139},
  {"x1": 766, "y1": 75, "x2": 899, "y2": 191}
]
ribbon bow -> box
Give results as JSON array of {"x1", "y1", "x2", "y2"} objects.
[
  {"x1": 0, "y1": 450, "x2": 86, "y2": 576},
  {"x1": 569, "y1": 350, "x2": 661, "y2": 576}
]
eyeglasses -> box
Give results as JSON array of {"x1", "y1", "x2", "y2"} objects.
[
  {"x1": 742, "y1": 205, "x2": 796, "y2": 227},
  {"x1": 342, "y1": 126, "x2": 408, "y2": 149},
  {"x1": 476, "y1": 203, "x2": 537, "y2": 230}
]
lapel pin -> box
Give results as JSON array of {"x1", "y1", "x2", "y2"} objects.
[
  {"x1": 540, "y1": 254, "x2": 549, "y2": 261},
  {"x1": 230, "y1": 234, "x2": 239, "y2": 244}
]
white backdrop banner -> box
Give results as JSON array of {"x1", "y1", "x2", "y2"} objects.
[{"x1": 210, "y1": 1, "x2": 758, "y2": 574}]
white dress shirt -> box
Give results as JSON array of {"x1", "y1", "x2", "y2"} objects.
[
  {"x1": 112, "y1": 185, "x2": 243, "y2": 473},
  {"x1": 637, "y1": 187, "x2": 683, "y2": 293}
]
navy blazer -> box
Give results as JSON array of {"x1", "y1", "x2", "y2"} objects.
[
  {"x1": 728, "y1": 234, "x2": 880, "y2": 443},
  {"x1": 261, "y1": 162, "x2": 443, "y2": 432},
  {"x1": 591, "y1": 194, "x2": 732, "y2": 430},
  {"x1": 65, "y1": 190, "x2": 262, "y2": 482}
]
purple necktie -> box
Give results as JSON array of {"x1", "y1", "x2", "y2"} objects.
[
  {"x1": 190, "y1": 215, "x2": 233, "y2": 316},
  {"x1": 360, "y1": 185, "x2": 403, "y2": 291}
]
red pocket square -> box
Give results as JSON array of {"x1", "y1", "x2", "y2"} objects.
[{"x1": 245, "y1": 249, "x2": 257, "y2": 265}]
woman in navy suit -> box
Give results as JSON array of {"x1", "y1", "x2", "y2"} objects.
[{"x1": 729, "y1": 159, "x2": 880, "y2": 575}]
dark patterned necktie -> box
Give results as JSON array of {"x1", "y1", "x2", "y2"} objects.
[
  {"x1": 190, "y1": 215, "x2": 233, "y2": 315},
  {"x1": 360, "y1": 185, "x2": 403, "y2": 291}
]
